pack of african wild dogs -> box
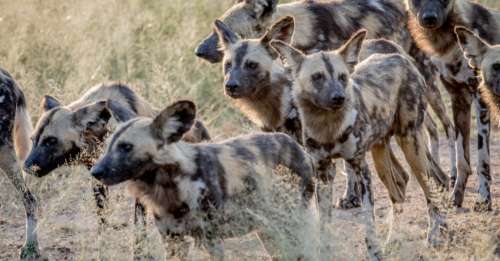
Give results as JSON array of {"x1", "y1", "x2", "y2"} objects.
[{"x1": 1, "y1": 0, "x2": 499, "y2": 260}]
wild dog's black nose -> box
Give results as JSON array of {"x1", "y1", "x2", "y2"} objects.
[
  {"x1": 225, "y1": 80, "x2": 240, "y2": 92},
  {"x1": 90, "y1": 165, "x2": 106, "y2": 180},
  {"x1": 421, "y1": 13, "x2": 439, "y2": 28},
  {"x1": 331, "y1": 96, "x2": 345, "y2": 106}
]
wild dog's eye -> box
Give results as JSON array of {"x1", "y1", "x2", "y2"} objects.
[
  {"x1": 338, "y1": 74, "x2": 348, "y2": 84},
  {"x1": 492, "y1": 63, "x2": 500, "y2": 71},
  {"x1": 224, "y1": 61, "x2": 232, "y2": 71},
  {"x1": 117, "y1": 142, "x2": 134, "y2": 153},
  {"x1": 42, "y1": 137, "x2": 58, "y2": 146},
  {"x1": 245, "y1": 61, "x2": 259, "y2": 70},
  {"x1": 311, "y1": 73, "x2": 324, "y2": 82}
]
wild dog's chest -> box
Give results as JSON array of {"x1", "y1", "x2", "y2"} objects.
[{"x1": 432, "y1": 49, "x2": 479, "y2": 88}]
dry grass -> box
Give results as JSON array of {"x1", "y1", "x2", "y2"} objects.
[{"x1": 0, "y1": 0, "x2": 499, "y2": 260}]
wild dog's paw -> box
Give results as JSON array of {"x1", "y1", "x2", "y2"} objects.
[
  {"x1": 473, "y1": 199, "x2": 492, "y2": 212},
  {"x1": 335, "y1": 195, "x2": 361, "y2": 209},
  {"x1": 20, "y1": 243, "x2": 45, "y2": 261}
]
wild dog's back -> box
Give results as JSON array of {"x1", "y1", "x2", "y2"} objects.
[
  {"x1": 68, "y1": 82, "x2": 155, "y2": 117},
  {"x1": 198, "y1": 133, "x2": 316, "y2": 200}
]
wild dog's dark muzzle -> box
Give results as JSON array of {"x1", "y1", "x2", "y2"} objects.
[{"x1": 195, "y1": 33, "x2": 224, "y2": 63}]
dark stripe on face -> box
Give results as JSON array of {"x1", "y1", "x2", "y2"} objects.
[
  {"x1": 321, "y1": 53, "x2": 334, "y2": 78},
  {"x1": 34, "y1": 108, "x2": 61, "y2": 145},
  {"x1": 108, "y1": 119, "x2": 139, "y2": 149},
  {"x1": 234, "y1": 42, "x2": 249, "y2": 69}
]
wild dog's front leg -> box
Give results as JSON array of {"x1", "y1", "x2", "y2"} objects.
[
  {"x1": 444, "y1": 83, "x2": 473, "y2": 208},
  {"x1": 337, "y1": 161, "x2": 362, "y2": 209},
  {"x1": 0, "y1": 145, "x2": 41, "y2": 260},
  {"x1": 91, "y1": 179, "x2": 109, "y2": 233},
  {"x1": 133, "y1": 201, "x2": 151, "y2": 261},
  {"x1": 206, "y1": 240, "x2": 224, "y2": 261},
  {"x1": 474, "y1": 95, "x2": 492, "y2": 211},
  {"x1": 348, "y1": 158, "x2": 382, "y2": 261},
  {"x1": 161, "y1": 234, "x2": 191, "y2": 261}
]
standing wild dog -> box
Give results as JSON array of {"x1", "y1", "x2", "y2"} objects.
[
  {"x1": 272, "y1": 31, "x2": 449, "y2": 260},
  {"x1": 213, "y1": 16, "x2": 456, "y2": 209},
  {"x1": 90, "y1": 100, "x2": 318, "y2": 260},
  {"x1": 0, "y1": 68, "x2": 41, "y2": 259},
  {"x1": 406, "y1": 0, "x2": 500, "y2": 211},
  {"x1": 456, "y1": 26, "x2": 500, "y2": 126},
  {"x1": 23, "y1": 83, "x2": 210, "y2": 257},
  {"x1": 213, "y1": 17, "x2": 301, "y2": 142},
  {"x1": 197, "y1": 0, "x2": 454, "y2": 209}
]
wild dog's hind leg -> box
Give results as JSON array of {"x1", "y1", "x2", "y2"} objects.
[
  {"x1": 348, "y1": 158, "x2": 382, "y2": 261},
  {"x1": 0, "y1": 145, "x2": 41, "y2": 260},
  {"x1": 445, "y1": 85, "x2": 473, "y2": 208},
  {"x1": 474, "y1": 95, "x2": 492, "y2": 211},
  {"x1": 424, "y1": 112, "x2": 440, "y2": 163},
  {"x1": 371, "y1": 139, "x2": 409, "y2": 245},
  {"x1": 396, "y1": 128, "x2": 449, "y2": 246}
]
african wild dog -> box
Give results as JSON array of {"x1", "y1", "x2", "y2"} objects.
[
  {"x1": 213, "y1": 15, "x2": 456, "y2": 210},
  {"x1": 197, "y1": 0, "x2": 455, "y2": 209},
  {"x1": 0, "y1": 68, "x2": 41, "y2": 259},
  {"x1": 456, "y1": 26, "x2": 500, "y2": 125},
  {"x1": 23, "y1": 83, "x2": 210, "y2": 257},
  {"x1": 272, "y1": 31, "x2": 449, "y2": 260},
  {"x1": 90, "y1": 100, "x2": 318, "y2": 260},
  {"x1": 214, "y1": 17, "x2": 301, "y2": 142},
  {"x1": 406, "y1": 0, "x2": 499, "y2": 211}
]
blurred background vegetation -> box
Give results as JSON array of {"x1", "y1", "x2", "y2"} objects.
[{"x1": 0, "y1": 0, "x2": 498, "y2": 260}]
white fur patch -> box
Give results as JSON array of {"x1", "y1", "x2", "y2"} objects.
[{"x1": 0, "y1": 95, "x2": 4, "y2": 103}]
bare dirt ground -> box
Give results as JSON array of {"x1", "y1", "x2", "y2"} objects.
[{"x1": 1, "y1": 131, "x2": 499, "y2": 260}]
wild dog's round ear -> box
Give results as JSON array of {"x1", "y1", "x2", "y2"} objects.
[
  {"x1": 72, "y1": 100, "x2": 112, "y2": 129},
  {"x1": 337, "y1": 29, "x2": 367, "y2": 73},
  {"x1": 455, "y1": 26, "x2": 490, "y2": 69},
  {"x1": 270, "y1": 40, "x2": 305, "y2": 71},
  {"x1": 243, "y1": 0, "x2": 278, "y2": 19},
  {"x1": 261, "y1": 16, "x2": 295, "y2": 58},
  {"x1": 41, "y1": 95, "x2": 61, "y2": 112},
  {"x1": 213, "y1": 19, "x2": 240, "y2": 49},
  {"x1": 150, "y1": 100, "x2": 197, "y2": 143}
]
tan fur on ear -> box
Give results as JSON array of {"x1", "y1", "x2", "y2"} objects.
[
  {"x1": 270, "y1": 40, "x2": 305, "y2": 71},
  {"x1": 455, "y1": 26, "x2": 490, "y2": 69},
  {"x1": 337, "y1": 30, "x2": 367, "y2": 72},
  {"x1": 151, "y1": 100, "x2": 197, "y2": 143},
  {"x1": 261, "y1": 16, "x2": 295, "y2": 44}
]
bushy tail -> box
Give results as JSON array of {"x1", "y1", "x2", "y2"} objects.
[{"x1": 14, "y1": 102, "x2": 33, "y2": 163}]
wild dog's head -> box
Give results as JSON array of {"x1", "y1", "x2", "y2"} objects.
[
  {"x1": 456, "y1": 26, "x2": 500, "y2": 120},
  {"x1": 406, "y1": 0, "x2": 455, "y2": 30},
  {"x1": 195, "y1": 0, "x2": 278, "y2": 63},
  {"x1": 24, "y1": 96, "x2": 136, "y2": 177},
  {"x1": 91, "y1": 101, "x2": 197, "y2": 186},
  {"x1": 213, "y1": 16, "x2": 294, "y2": 99},
  {"x1": 271, "y1": 30, "x2": 367, "y2": 111}
]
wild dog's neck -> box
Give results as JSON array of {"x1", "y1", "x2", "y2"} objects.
[
  {"x1": 408, "y1": 0, "x2": 499, "y2": 57},
  {"x1": 298, "y1": 96, "x2": 355, "y2": 145},
  {"x1": 234, "y1": 69, "x2": 293, "y2": 130},
  {"x1": 155, "y1": 141, "x2": 198, "y2": 175},
  {"x1": 480, "y1": 83, "x2": 500, "y2": 126}
]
